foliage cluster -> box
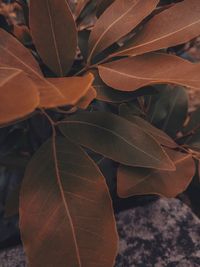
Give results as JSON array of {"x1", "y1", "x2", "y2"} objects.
[{"x1": 1, "y1": 0, "x2": 200, "y2": 266}]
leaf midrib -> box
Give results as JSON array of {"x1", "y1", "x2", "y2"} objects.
[
  {"x1": 46, "y1": 0, "x2": 63, "y2": 76},
  {"x1": 115, "y1": 16, "x2": 200, "y2": 56},
  {"x1": 88, "y1": 0, "x2": 139, "y2": 61},
  {"x1": 61, "y1": 120, "x2": 169, "y2": 166},
  {"x1": 52, "y1": 136, "x2": 82, "y2": 267}
]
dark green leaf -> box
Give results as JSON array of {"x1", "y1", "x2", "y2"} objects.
[{"x1": 59, "y1": 112, "x2": 175, "y2": 170}]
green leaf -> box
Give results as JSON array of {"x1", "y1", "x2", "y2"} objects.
[
  {"x1": 147, "y1": 85, "x2": 188, "y2": 137},
  {"x1": 118, "y1": 149, "x2": 195, "y2": 198},
  {"x1": 119, "y1": 104, "x2": 177, "y2": 148},
  {"x1": 59, "y1": 112, "x2": 175, "y2": 170},
  {"x1": 20, "y1": 136, "x2": 118, "y2": 266}
]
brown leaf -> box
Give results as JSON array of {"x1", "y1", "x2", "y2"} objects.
[
  {"x1": 98, "y1": 53, "x2": 200, "y2": 91},
  {"x1": 92, "y1": 70, "x2": 137, "y2": 103},
  {"x1": 76, "y1": 86, "x2": 97, "y2": 109},
  {"x1": 20, "y1": 136, "x2": 118, "y2": 266},
  {"x1": 59, "y1": 112, "x2": 175, "y2": 170},
  {"x1": 29, "y1": 0, "x2": 77, "y2": 76},
  {"x1": 0, "y1": 67, "x2": 39, "y2": 124},
  {"x1": 0, "y1": 29, "x2": 93, "y2": 109},
  {"x1": 0, "y1": 28, "x2": 42, "y2": 78},
  {"x1": 112, "y1": 0, "x2": 200, "y2": 57},
  {"x1": 118, "y1": 149, "x2": 195, "y2": 198},
  {"x1": 88, "y1": 0, "x2": 158, "y2": 62}
]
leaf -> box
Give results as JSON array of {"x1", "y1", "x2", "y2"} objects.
[
  {"x1": 0, "y1": 67, "x2": 39, "y2": 125},
  {"x1": 147, "y1": 85, "x2": 188, "y2": 137},
  {"x1": 98, "y1": 52, "x2": 200, "y2": 91},
  {"x1": 0, "y1": 29, "x2": 94, "y2": 109},
  {"x1": 96, "y1": 0, "x2": 115, "y2": 18},
  {"x1": 87, "y1": 0, "x2": 159, "y2": 62},
  {"x1": 29, "y1": 0, "x2": 77, "y2": 76},
  {"x1": 40, "y1": 73, "x2": 94, "y2": 108},
  {"x1": 0, "y1": 28, "x2": 42, "y2": 78},
  {"x1": 75, "y1": 0, "x2": 91, "y2": 18},
  {"x1": 20, "y1": 136, "x2": 118, "y2": 266},
  {"x1": 76, "y1": 86, "x2": 97, "y2": 109},
  {"x1": 112, "y1": 0, "x2": 200, "y2": 57},
  {"x1": 59, "y1": 112, "x2": 175, "y2": 170},
  {"x1": 0, "y1": 29, "x2": 57, "y2": 97},
  {"x1": 92, "y1": 70, "x2": 137, "y2": 103},
  {"x1": 117, "y1": 149, "x2": 195, "y2": 198},
  {"x1": 119, "y1": 104, "x2": 177, "y2": 148}
]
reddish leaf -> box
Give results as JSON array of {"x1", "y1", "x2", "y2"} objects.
[
  {"x1": 20, "y1": 136, "x2": 118, "y2": 266},
  {"x1": 30, "y1": 0, "x2": 77, "y2": 76},
  {"x1": 88, "y1": 0, "x2": 158, "y2": 62},
  {"x1": 112, "y1": 0, "x2": 200, "y2": 57},
  {"x1": 98, "y1": 53, "x2": 200, "y2": 91},
  {"x1": 0, "y1": 67, "x2": 39, "y2": 125},
  {"x1": 118, "y1": 149, "x2": 195, "y2": 198}
]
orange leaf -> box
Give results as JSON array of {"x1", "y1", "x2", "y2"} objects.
[
  {"x1": 40, "y1": 73, "x2": 94, "y2": 108},
  {"x1": 76, "y1": 86, "x2": 97, "y2": 109}
]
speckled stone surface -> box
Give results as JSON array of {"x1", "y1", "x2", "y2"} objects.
[
  {"x1": 0, "y1": 198, "x2": 200, "y2": 267},
  {"x1": 115, "y1": 198, "x2": 200, "y2": 267}
]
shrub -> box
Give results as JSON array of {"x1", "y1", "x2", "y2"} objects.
[{"x1": 1, "y1": 0, "x2": 200, "y2": 266}]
